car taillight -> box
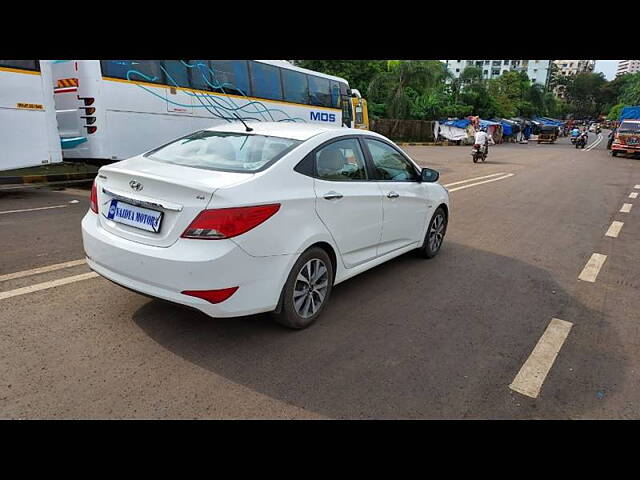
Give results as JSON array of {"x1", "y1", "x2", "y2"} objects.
[
  {"x1": 181, "y1": 287, "x2": 239, "y2": 304},
  {"x1": 181, "y1": 204, "x2": 280, "y2": 239},
  {"x1": 90, "y1": 180, "x2": 98, "y2": 213}
]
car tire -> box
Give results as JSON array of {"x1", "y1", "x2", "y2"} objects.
[
  {"x1": 271, "y1": 247, "x2": 334, "y2": 330},
  {"x1": 418, "y1": 207, "x2": 447, "y2": 259},
  {"x1": 612, "y1": 151, "x2": 617, "y2": 156}
]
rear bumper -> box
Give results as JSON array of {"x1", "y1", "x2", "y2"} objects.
[
  {"x1": 81, "y1": 212, "x2": 295, "y2": 317},
  {"x1": 612, "y1": 144, "x2": 640, "y2": 153}
]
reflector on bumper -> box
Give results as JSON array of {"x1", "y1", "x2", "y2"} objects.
[{"x1": 181, "y1": 287, "x2": 239, "y2": 304}]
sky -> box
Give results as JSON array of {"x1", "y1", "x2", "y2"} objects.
[{"x1": 594, "y1": 60, "x2": 619, "y2": 80}]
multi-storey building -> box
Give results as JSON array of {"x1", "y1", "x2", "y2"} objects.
[
  {"x1": 552, "y1": 60, "x2": 595, "y2": 99},
  {"x1": 442, "y1": 60, "x2": 552, "y2": 87},
  {"x1": 554, "y1": 60, "x2": 595, "y2": 76},
  {"x1": 616, "y1": 60, "x2": 640, "y2": 77}
]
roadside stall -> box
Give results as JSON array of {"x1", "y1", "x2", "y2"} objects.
[
  {"x1": 480, "y1": 119, "x2": 503, "y2": 144},
  {"x1": 439, "y1": 118, "x2": 472, "y2": 144}
]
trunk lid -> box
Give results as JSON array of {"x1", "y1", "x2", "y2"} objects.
[{"x1": 96, "y1": 155, "x2": 252, "y2": 247}]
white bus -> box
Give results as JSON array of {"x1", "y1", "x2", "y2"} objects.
[
  {"x1": 0, "y1": 60, "x2": 62, "y2": 171},
  {"x1": 52, "y1": 60, "x2": 369, "y2": 163}
]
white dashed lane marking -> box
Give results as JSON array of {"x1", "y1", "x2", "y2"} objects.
[
  {"x1": 0, "y1": 259, "x2": 86, "y2": 282},
  {"x1": 629, "y1": 192, "x2": 638, "y2": 199},
  {"x1": 0, "y1": 204, "x2": 68, "y2": 215},
  {"x1": 509, "y1": 318, "x2": 573, "y2": 399},
  {"x1": 620, "y1": 203, "x2": 633, "y2": 213},
  {"x1": 0, "y1": 272, "x2": 99, "y2": 301},
  {"x1": 605, "y1": 221, "x2": 624, "y2": 238},
  {"x1": 578, "y1": 253, "x2": 607, "y2": 283}
]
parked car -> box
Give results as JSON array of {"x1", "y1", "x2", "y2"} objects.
[{"x1": 82, "y1": 122, "x2": 450, "y2": 329}]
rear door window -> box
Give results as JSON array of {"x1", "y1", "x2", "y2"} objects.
[{"x1": 314, "y1": 138, "x2": 368, "y2": 181}]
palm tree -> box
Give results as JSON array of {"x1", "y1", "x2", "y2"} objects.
[{"x1": 368, "y1": 60, "x2": 450, "y2": 119}]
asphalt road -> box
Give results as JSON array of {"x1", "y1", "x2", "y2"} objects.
[{"x1": 2, "y1": 131, "x2": 640, "y2": 419}]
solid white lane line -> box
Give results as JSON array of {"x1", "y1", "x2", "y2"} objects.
[
  {"x1": 578, "y1": 253, "x2": 607, "y2": 283},
  {"x1": 447, "y1": 173, "x2": 515, "y2": 192},
  {"x1": 509, "y1": 318, "x2": 573, "y2": 399},
  {"x1": 584, "y1": 134, "x2": 603, "y2": 151},
  {"x1": 635, "y1": 185, "x2": 640, "y2": 189},
  {"x1": 620, "y1": 203, "x2": 633, "y2": 213},
  {"x1": 444, "y1": 172, "x2": 507, "y2": 187},
  {"x1": 605, "y1": 221, "x2": 624, "y2": 238},
  {"x1": 0, "y1": 272, "x2": 99, "y2": 301},
  {"x1": 0, "y1": 204, "x2": 68, "y2": 215},
  {"x1": 629, "y1": 192, "x2": 638, "y2": 199},
  {"x1": 0, "y1": 259, "x2": 86, "y2": 282}
]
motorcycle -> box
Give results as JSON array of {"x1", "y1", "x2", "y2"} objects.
[
  {"x1": 471, "y1": 142, "x2": 488, "y2": 163},
  {"x1": 575, "y1": 134, "x2": 587, "y2": 149}
]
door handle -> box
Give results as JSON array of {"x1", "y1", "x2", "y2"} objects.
[
  {"x1": 323, "y1": 191, "x2": 343, "y2": 200},
  {"x1": 387, "y1": 191, "x2": 400, "y2": 199}
]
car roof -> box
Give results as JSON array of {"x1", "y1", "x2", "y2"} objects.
[{"x1": 205, "y1": 121, "x2": 380, "y2": 141}]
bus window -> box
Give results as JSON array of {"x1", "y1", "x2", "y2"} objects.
[
  {"x1": 102, "y1": 60, "x2": 163, "y2": 83},
  {"x1": 308, "y1": 75, "x2": 331, "y2": 108},
  {"x1": 210, "y1": 60, "x2": 251, "y2": 96},
  {"x1": 0, "y1": 60, "x2": 39, "y2": 71},
  {"x1": 187, "y1": 60, "x2": 213, "y2": 91},
  {"x1": 162, "y1": 61, "x2": 190, "y2": 88},
  {"x1": 330, "y1": 81, "x2": 341, "y2": 108},
  {"x1": 249, "y1": 61, "x2": 283, "y2": 101},
  {"x1": 101, "y1": 60, "x2": 130, "y2": 79},
  {"x1": 282, "y1": 69, "x2": 309, "y2": 105}
]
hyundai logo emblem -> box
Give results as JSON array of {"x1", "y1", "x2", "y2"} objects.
[{"x1": 129, "y1": 180, "x2": 143, "y2": 191}]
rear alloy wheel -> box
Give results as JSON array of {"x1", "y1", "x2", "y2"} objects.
[
  {"x1": 418, "y1": 207, "x2": 447, "y2": 259},
  {"x1": 271, "y1": 247, "x2": 333, "y2": 329}
]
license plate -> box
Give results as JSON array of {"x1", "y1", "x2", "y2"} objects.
[{"x1": 105, "y1": 199, "x2": 163, "y2": 233}]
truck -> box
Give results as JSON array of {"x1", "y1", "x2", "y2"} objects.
[{"x1": 611, "y1": 106, "x2": 640, "y2": 157}]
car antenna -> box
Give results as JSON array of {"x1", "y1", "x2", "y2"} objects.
[{"x1": 233, "y1": 113, "x2": 253, "y2": 132}]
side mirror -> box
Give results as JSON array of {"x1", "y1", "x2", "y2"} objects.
[{"x1": 420, "y1": 167, "x2": 439, "y2": 183}]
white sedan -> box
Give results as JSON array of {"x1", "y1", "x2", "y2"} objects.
[{"x1": 82, "y1": 122, "x2": 450, "y2": 329}]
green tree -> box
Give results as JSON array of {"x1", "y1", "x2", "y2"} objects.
[
  {"x1": 564, "y1": 72, "x2": 608, "y2": 117},
  {"x1": 607, "y1": 103, "x2": 625, "y2": 121},
  {"x1": 367, "y1": 60, "x2": 450, "y2": 119},
  {"x1": 295, "y1": 60, "x2": 387, "y2": 97},
  {"x1": 619, "y1": 72, "x2": 640, "y2": 105}
]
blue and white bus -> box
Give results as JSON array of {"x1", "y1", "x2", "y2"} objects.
[
  {"x1": 52, "y1": 60, "x2": 368, "y2": 163},
  {"x1": 0, "y1": 60, "x2": 62, "y2": 171}
]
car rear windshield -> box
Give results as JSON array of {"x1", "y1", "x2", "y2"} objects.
[
  {"x1": 144, "y1": 131, "x2": 302, "y2": 172},
  {"x1": 619, "y1": 122, "x2": 640, "y2": 133}
]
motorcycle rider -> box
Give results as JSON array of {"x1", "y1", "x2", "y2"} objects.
[
  {"x1": 571, "y1": 126, "x2": 581, "y2": 138},
  {"x1": 576, "y1": 128, "x2": 589, "y2": 148},
  {"x1": 474, "y1": 127, "x2": 494, "y2": 156}
]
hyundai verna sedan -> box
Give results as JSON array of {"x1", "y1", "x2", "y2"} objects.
[{"x1": 82, "y1": 122, "x2": 450, "y2": 329}]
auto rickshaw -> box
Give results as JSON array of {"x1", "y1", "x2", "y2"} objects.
[{"x1": 537, "y1": 125, "x2": 558, "y2": 144}]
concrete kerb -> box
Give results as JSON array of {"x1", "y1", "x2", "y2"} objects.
[{"x1": 0, "y1": 171, "x2": 97, "y2": 186}]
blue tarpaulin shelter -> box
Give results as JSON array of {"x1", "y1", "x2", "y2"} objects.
[
  {"x1": 620, "y1": 106, "x2": 640, "y2": 120},
  {"x1": 500, "y1": 122, "x2": 513, "y2": 136},
  {"x1": 479, "y1": 119, "x2": 500, "y2": 129},
  {"x1": 443, "y1": 118, "x2": 471, "y2": 129},
  {"x1": 534, "y1": 117, "x2": 564, "y2": 126}
]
